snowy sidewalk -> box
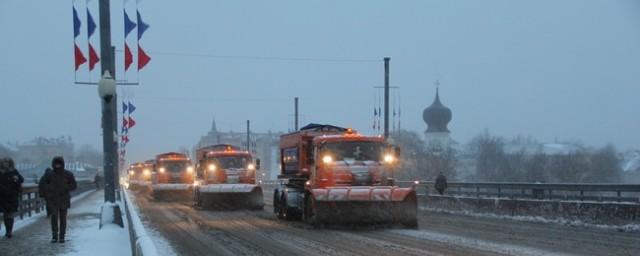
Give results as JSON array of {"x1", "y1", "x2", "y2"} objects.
[{"x1": 0, "y1": 190, "x2": 131, "y2": 256}]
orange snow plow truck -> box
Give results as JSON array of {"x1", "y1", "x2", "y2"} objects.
[
  {"x1": 127, "y1": 162, "x2": 151, "y2": 190},
  {"x1": 194, "y1": 144, "x2": 264, "y2": 210},
  {"x1": 151, "y1": 152, "x2": 195, "y2": 201},
  {"x1": 273, "y1": 124, "x2": 418, "y2": 227}
]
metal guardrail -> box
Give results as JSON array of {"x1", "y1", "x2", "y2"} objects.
[
  {"x1": 18, "y1": 179, "x2": 95, "y2": 220},
  {"x1": 123, "y1": 189, "x2": 159, "y2": 256},
  {"x1": 261, "y1": 179, "x2": 640, "y2": 203},
  {"x1": 400, "y1": 181, "x2": 640, "y2": 203}
]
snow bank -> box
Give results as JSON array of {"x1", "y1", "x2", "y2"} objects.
[
  {"x1": 422, "y1": 206, "x2": 640, "y2": 233},
  {"x1": 63, "y1": 191, "x2": 130, "y2": 256},
  {"x1": 422, "y1": 195, "x2": 640, "y2": 225}
]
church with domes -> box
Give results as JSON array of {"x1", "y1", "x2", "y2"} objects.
[{"x1": 423, "y1": 86, "x2": 454, "y2": 150}]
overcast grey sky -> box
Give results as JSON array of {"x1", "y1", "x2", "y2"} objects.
[{"x1": 1, "y1": 0, "x2": 639, "y2": 161}]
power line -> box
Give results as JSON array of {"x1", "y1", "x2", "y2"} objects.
[{"x1": 115, "y1": 49, "x2": 380, "y2": 63}]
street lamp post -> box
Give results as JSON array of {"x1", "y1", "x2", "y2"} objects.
[{"x1": 98, "y1": 71, "x2": 116, "y2": 203}]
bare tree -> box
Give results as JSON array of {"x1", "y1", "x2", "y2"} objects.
[
  {"x1": 391, "y1": 130, "x2": 458, "y2": 181},
  {"x1": 470, "y1": 132, "x2": 509, "y2": 181},
  {"x1": 75, "y1": 144, "x2": 102, "y2": 166}
]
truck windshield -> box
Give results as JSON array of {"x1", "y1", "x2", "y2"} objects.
[
  {"x1": 160, "y1": 161, "x2": 189, "y2": 173},
  {"x1": 322, "y1": 141, "x2": 383, "y2": 162},
  {"x1": 213, "y1": 156, "x2": 251, "y2": 169}
]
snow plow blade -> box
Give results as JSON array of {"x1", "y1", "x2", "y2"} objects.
[
  {"x1": 128, "y1": 181, "x2": 151, "y2": 192},
  {"x1": 310, "y1": 187, "x2": 417, "y2": 227},
  {"x1": 195, "y1": 184, "x2": 264, "y2": 210},
  {"x1": 151, "y1": 184, "x2": 194, "y2": 201}
]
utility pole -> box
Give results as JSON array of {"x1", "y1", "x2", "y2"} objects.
[
  {"x1": 99, "y1": 0, "x2": 117, "y2": 203},
  {"x1": 246, "y1": 120, "x2": 251, "y2": 152},
  {"x1": 384, "y1": 57, "x2": 390, "y2": 139},
  {"x1": 97, "y1": 0, "x2": 123, "y2": 228},
  {"x1": 294, "y1": 97, "x2": 299, "y2": 131}
]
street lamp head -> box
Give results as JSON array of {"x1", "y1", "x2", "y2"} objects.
[{"x1": 98, "y1": 70, "x2": 116, "y2": 101}]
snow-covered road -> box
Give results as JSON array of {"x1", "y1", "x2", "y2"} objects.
[{"x1": 132, "y1": 189, "x2": 640, "y2": 256}]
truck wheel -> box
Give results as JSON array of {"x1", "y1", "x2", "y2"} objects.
[
  {"x1": 281, "y1": 193, "x2": 300, "y2": 221},
  {"x1": 275, "y1": 191, "x2": 284, "y2": 219},
  {"x1": 303, "y1": 195, "x2": 318, "y2": 226}
]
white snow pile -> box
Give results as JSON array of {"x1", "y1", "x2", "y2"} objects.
[
  {"x1": 63, "y1": 192, "x2": 130, "y2": 256},
  {"x1": 100, "y1": 202, "x2": 117, "y2": 226},
  {"x1": 421, "y1": 206, "x2": 640, "y2": 233},
  {"x1": 151, "y1": 184, "x2": 192, "y2": 190}
]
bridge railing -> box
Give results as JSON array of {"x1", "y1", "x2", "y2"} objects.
[
  {"x1": 398, "y1": 181, "x2": 640, "y2": 203},
  {"x1": 259, "y1": 179, "x2": 640, "y2": 203},
  {"x1": 18, "y1": 179, "x2": 95, "y2": 220}
]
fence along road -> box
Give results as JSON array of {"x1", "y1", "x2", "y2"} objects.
[
  {"x1": 18, "y1": 179, "x2": 96, "y2": 220},
  {"x1": 406, "y1": 181, "x2": 640, "y2": 202}
]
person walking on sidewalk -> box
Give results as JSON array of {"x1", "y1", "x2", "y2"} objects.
[
  {"x1": 434, "y1": 171, "x2": 448, "y2": 195},
  {"x1": 0, "y1": 157, "x2": 24, "y2": 238},
  {"x1": 40, "y1": 157, "x2": 77, "y2": 243}
]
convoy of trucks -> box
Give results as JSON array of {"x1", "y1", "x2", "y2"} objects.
[{"x1": 127, "y1": 122, "x2": 417, "y2": 227}]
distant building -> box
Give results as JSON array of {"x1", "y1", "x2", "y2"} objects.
[
  {"x1": 423, "y1": 87, "x2": 454, "y2": 150},
  {"x1": 194, "y1": 119, "x2": 282, "y2": 179},
  {"x1": 15, "y1": 136, "x2": 74, "y2": 165},
  {"x1": 1, "y1": 136, "x2": 97, "y2": 182}
]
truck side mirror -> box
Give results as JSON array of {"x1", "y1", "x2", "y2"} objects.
[
  {"x1": 394, "y1": 146, "x2": 401, "y2": 158},
  {"x1": 255, "y1": 159, "x2": 261, "y2": 170}
]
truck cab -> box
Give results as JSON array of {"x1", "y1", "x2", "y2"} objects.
[
  {"x1": 128, "y1": 162, "x2": 145, "y2": 182},
  {"x1": 307, "y1": 133, "x2": 398, "y2": 188},
  {"x1": 154, "y1": 152, "x2": 195, "y2": 184},
  {"x1": 279, "y1": 125, "x2": 399, "y2": 188},
  {"x1": 199, "y1": 145, "x2": 258, "y2": 185}
]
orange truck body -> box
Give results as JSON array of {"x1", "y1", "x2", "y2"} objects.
[
  {"x1": 273, "y1": 124, "x2": 417, "y2": 226},
  {"x1": 154, "y1": 152, "x2": 194, "y2": 184},
  {"x1": 196, "y1": 145, "x2": 256, "y2": 185}
]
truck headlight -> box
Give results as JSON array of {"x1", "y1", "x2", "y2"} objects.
[
  {"x1": 383, "y1": 154, "x2": 395, "y2": 164},
  {"x1": 208, "y1": 164, "x2": 216, "y2": 172},
  {"x1": 187, "y1": 166, "x2": 194, "y2": 173},
  {"x1": 143, "y1": 169, "x2": 151, "y2": 176},
  {"x1": 322, "y1": 155, "x2": 333, "y2": 164},
  {"x1": 247, "y1": 164, "x2": 256, "y2": 171},
  {"x1": 158, "y1": 167, "x2": 165, "y2": 173}
]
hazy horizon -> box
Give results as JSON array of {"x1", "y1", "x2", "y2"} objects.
[{"x1": 1, "y1": 0, "x2": 639, "y2": 161}]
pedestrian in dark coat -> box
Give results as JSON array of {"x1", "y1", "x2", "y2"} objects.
[
  {"x1": 94, "y1": 173, "x2": 102, "y2": 190},
  {"x1": 39, "y1": 168, "x2": 53, "y2": 217},
  {"x1": 434, "y1": 172, "x2": 448, "y2": 195},
  {"x1": 40, "y1": 156, "x2": 77, "y2": 243},
  {"x1": 0, "y1": 157, "x2": 24, "y2": 238}
]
